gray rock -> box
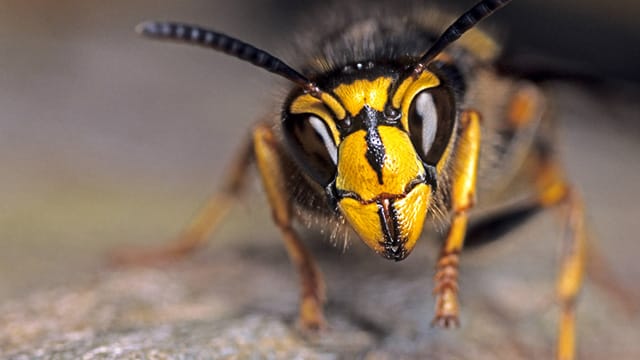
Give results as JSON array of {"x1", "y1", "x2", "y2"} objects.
[{"x1": 1, "y1": 221, "x2": 639, "y2": 359}]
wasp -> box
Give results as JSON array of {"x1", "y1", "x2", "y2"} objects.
[{"x1": 113, "y1": 0, "x2": 589, "y2": 358}]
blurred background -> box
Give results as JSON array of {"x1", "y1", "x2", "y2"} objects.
[{"x1": 0, "y1": 0, "x2": 638, "y2": 315}]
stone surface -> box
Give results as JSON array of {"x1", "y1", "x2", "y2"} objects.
[{"x1": 1, "y1": 213, "x2": 639, "y2": 359}]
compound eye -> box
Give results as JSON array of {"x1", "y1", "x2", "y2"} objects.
[
  {"x1": 283, "y1": 114, "x2": 338, "y2": 186},
  {"x1": 410, "y1": 92, "x2": 437, "y2": 157},
  {"x1": 407, "y1": 88, "x2": 455, "y2": 165}
]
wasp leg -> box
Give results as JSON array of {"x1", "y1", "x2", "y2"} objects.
[
  {"x1": 253, "y1": 124, "x2": 326, "y2": 330},
  {"x1": 110, "y1": 136, "x2": 254, "y2": 266},
  {"x1": 530, "y1": 157, "x2": 585, "y2": 360},
  {"x1": 554, "y1": 190, "x2": 586, "y2": 360},
  {"x1": 432, "y1": 110, "x2": 481, "y2": 328},
  {"x1": 464, "y1": 83, "x2": 546, "y2": 247}
]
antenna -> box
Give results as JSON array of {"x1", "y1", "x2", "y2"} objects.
[
  {"x1": 136, "y1": 21, "x2": 323, "y2": 97},
  {"x1": 413, "y1": 0, "x2": 513, "y2": 76}
]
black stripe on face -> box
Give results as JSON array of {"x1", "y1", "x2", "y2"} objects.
[
  {"x1": 363, "y1": 106, "x2": 386, "y2": 185},
  {"x1": 377, "y1": 198, "x2": 408, "y2": 261}
]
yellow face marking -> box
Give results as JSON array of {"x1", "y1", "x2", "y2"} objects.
[
  {"x1": 289, "y1": 94, "x2": 341, "y2": 145},
  {"x1": 320, "y1": 92, "x2": 347, "y2": 120},
  {"x1": 391, "y1": 70, "x2": 440, "y2": 110},
  {"x1": 339, "y1": 198, "x2": 385, "y2": 253},
  {"x1": 335, "y1": 124, "x2": 432, "y2": 258},
  {"x1": 332, "y1": 77, "x2": 393, "y2": 117},
  {"x1": 391, "y1": 77, "x2": 414, "y2": 110},
  {"x1": 336, "y1": 126, "x2": 424, "y2": 201},
  {"x1": 393, "y1": 183, "x2": 430, "y2": 252},
  {"x1": 398, "y1": 71, "x2": 440, "y2": 131},
  {"x1": 338, "y1": 183, "x2": 431, "y2": 256},
  {"x1": 290, "y1": 94, "x2": 328, "y2": 117}
]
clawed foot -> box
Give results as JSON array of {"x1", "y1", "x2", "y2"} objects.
[
  {"x1": 432, "y1": 287, "x2": 461, "y2": 328},
  {"x1": 432, "y1": 251, "x2": 461, "y2": 329},
  {"x1": 431, "y1": 313, "x2": 460, "y2": 328},
  {"x1": 297, "y1": 296, "x2": 327, "y2": 332}
]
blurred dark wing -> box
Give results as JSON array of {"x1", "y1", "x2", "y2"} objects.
[{"x1": 496, "y1": 47, "x2": 604, "y2": 85}]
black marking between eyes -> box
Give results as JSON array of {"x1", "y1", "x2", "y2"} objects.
[{"x1": 363, "y1": 106, "x2": 386, "y2": 185}]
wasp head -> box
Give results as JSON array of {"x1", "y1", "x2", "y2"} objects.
[{"x1": 283, "y1": 64, "x2": 457, "y2": 260}]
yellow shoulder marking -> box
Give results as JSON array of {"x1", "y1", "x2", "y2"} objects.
[{"x1": 456, "y1": 28, "x2": 500, "y2": 62}]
